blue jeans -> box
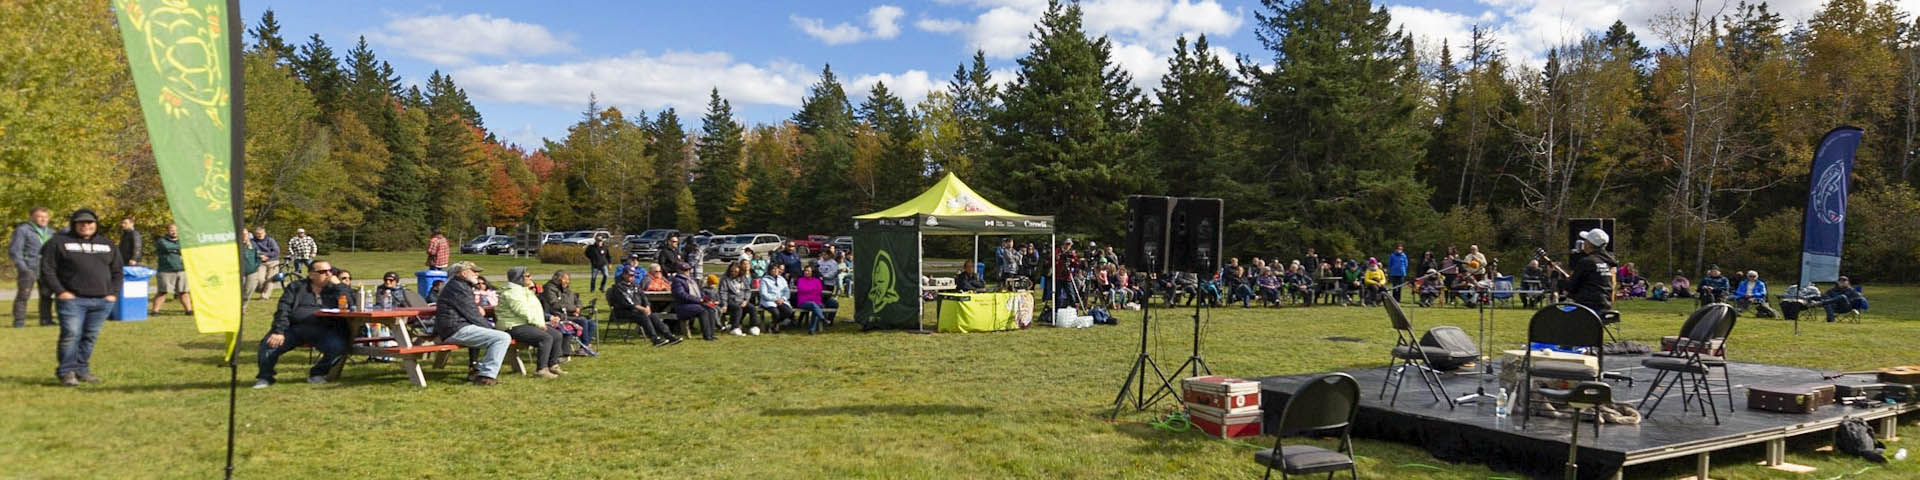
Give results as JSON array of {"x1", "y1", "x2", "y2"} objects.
[
  {"x1": 291, "y1": 258, "x2": 312, "y2": 274},
  {"x1": 255, "y1": 322, "x2": 350, "y2": 382},
  {"x1": 590, "y1": 265, "x2": 610, "y2": 292},
  {"x1": 569, "y1": 316, "x2": 598, "y2": 346},
  {"x1": 1231, "y1": 285, "x2": 1256, "y2": 307},
  {"x1": 1824, "y1": 299, "x2": 1861, "y2": 322},
  {"x1": 443, "y1": 325, "x2": 511, "y2": 379},
  {"x1": 800, "y1": 297, "x2": 839, "y2": 333},
  {"x1": 55, "y1": 297, "x2": 113, "y2": 378}
]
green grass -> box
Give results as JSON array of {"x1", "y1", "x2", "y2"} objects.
[{"x1": 0, "y1": 282, "x2": 1916, "y2": 478}]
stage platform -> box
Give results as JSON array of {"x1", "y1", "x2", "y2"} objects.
[{"x1": 1254, "y1": 358, "x2": 1917, "y2": 480}]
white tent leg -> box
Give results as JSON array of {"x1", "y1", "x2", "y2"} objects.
[
  {"x1": 972, "y1": 235, "x2": 980, "y2": 278},
  {"x1": 1050, "y1": 234, "x2": 1057, "y2": 307}
]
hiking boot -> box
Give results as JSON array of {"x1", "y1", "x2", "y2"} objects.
[
  {"x1": 59, "y1": 373, "x2": 80, "y2": 387},
  {"x1": 472, "y1": 376, "x2": 498, "y2": 386}
]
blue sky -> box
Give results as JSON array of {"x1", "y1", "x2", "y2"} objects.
[{"x1": 242, "y1": 0, "x2": 1902, "y2": 150}]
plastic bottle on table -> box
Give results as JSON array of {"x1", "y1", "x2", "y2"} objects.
[{"x1": 1495, "y1": 387, "x2": 1510, "y2": 418}]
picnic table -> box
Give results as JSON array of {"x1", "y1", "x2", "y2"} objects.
[{"x1": 318, "y1": 305, "x2": 497, "y2": 387}]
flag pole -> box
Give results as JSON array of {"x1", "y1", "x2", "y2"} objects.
[{"x1": 224, "y1": 0, "x2": 246, "y2": 477}]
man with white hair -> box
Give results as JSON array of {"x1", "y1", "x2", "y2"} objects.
[
  {"x1": 1734, "y1": 270, "x2": 1773, "y2": 316},
  {"x1": 1564, "y1": 228, "x2": 1617, "y2": 315}
]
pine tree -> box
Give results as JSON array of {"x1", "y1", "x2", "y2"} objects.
[
  {"x1": 291, "y1": 34, "x2": 346, "y2": 120},
  {"x1": 1240, "y1": 0, "x2": 1432, "y2": 254},
  {"x1": 248, "y1": 9, "x2": 292, "y2": 64},
  {"x1": 858, "y1": 81, "x2": 923, "y2": 206},
  {"x1": 946, "y1": 50, "x2": 999, "y2": 179},
  {"x1": 787, "y1": 65, "x2": 861, "y2": 234},
  {"x1": 423, "y1": 70, "x2": 486, "y2": 234},
  {"x1": 648, "y1": 108, "x2": 697, "y2": 230},
  {"x1": 693, "y1": 88, "x2": 747, "y2": 229},
  {"x1": 986, "y1": 0, "x2": 1148, "y2": 238},
  {"x1": 739, "y1": 124, "x2": 800, "y2": 234},
  {"x1": 1144, "y1": 35, "x2": 1245, "y2": 202}
]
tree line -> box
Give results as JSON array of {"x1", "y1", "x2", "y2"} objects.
[{"x1": 5, "y1": 0, "x2": 1919, "y2": 281}]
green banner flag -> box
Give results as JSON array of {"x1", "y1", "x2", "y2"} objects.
[{"x1": 113, "y1": 0, "x2": 245, "y2": 352}]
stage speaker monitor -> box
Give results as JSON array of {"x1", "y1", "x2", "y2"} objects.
[
  {"x1": 1170, "y1": 197, "x2": 1224, "y2": 273},
  {"x1": 1125, "y1": 195, "x2": 1174, "y2": 272},
  {"x1": 1567, "y1": 218, "x2": 1616, "y2": 255}
]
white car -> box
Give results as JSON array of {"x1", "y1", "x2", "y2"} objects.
[
  {"x1": 558, "y1": 230, "x2": 610, "y2": 246},
  {"x1": 711, "y1": 233, "x2": 784, "y2": 261}
]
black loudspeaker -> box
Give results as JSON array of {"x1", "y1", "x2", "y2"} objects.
[
  {"x1": 1567, "y1": 218, "x2": 1616, "y2": 254},
  {"x1": 1125, "y1": 195, "x2": 1173, "y2": 272},
  {"x1": 1170, "y1": 198, "x2": 1223, "y2": 273},
  {"x1": 1418, "y1": 326, "x2": 1481, "y2": 371}
]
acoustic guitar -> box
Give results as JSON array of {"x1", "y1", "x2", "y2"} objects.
[{"x1": 1822, "y1": 365, "x2": 1920, "y2": 384}]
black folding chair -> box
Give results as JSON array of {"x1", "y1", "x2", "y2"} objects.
[
  {"x1": 1380, "y1": 296, "x2": 1454, "y2": 408},
  {"x1": 1638, "y1": 303, "x2": 1736, "y2": 424},
  {"x1": 1521, "y1": 303, "x2": 1607, "y2": 430},
  {"x1": 1256, "y1": 373, "x2": 1360, "y2": 480}
]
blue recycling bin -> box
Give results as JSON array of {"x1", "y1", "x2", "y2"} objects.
[
  {"x1": 114, "y1": 266, "x2": 156, "y2": 321},
  {"x1": 416, "y1": 269, "x2": 448, "y2": 300}
]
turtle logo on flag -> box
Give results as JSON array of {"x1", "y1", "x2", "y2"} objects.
[{"x1": 1811, "y1": 161, "x2": 1848, "y2": 225}]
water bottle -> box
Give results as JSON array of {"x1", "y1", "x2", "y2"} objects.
[{"x1": 1495, "y1": 387, "x2": 1510, "y2": 418}]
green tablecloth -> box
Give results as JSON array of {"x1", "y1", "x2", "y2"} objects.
[{"x1": 936, "y1": 292, "x2": 1032, "y2": 333}]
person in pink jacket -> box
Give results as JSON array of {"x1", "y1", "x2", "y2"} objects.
[{"x1": 795, "y1": 265, "x2": 838, "y2": 334}]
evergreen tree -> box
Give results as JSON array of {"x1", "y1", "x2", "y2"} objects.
[
  {"x1": 945, "y1": 50, "x2": 999, "y2": 178},
  {"x1": 787, "y1": 65, "x2": 861, "y2": 234},
  {"x1": 248, "y1": 9, "x2": 292, "y2": 64},
  {"x1": 739, "y1": 124, "x2": 800, "y2": 233},
  {"x1": 693, "y1": 88, "x2": 747, "y2": 229},
  {"x1": 1240, "y1": 0, "x2": 1431, "y2": 254},
  {"x1": 422, "y1": 70, "x2": 486, "y2": 234},
  {"x1": 859, "y1": 81, "x2": 923, "y2": 206},
  {"x1": 986, "y1": 0, "x2": 1148, "y2": 238},
  {"x1": 648, "y1": 108, "x2": 697, "y2": 230},
  {"x1": 291, "y1": 34, "x2": 345, "y2": 119},
  {"x1": 1144, "y1": 35, "x2": 1246, "y2": 203}
]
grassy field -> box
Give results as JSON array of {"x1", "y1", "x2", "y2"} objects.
[{"x1": 1, "y1": 264, "x2": 1916, "y2": 478}]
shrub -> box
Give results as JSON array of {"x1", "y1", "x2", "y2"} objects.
[{"x1": 537, "y1": 244, "x2": 625, "y2": 265}]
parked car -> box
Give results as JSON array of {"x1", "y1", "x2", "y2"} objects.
[
  {"x1": 625, "y1": 228, "x2": 680, "y2": 258},
  {"x1": 460, "y1": 235, "x2": 514, "y2": 254},
  {"x1": 539, "y1": 232, "x2": 565, "y2": 249},
  {"x1": 703, "y1": 234, "x2": 737, "y2": 257},
  {"x1": 831, "y1": 236, "x2": 852, "y2": 254},
  {"x1": 791, "y1": 235, "x2": 832, "y2": 256},
  {"x1": 557, "y1": 230, "x2": 610, "y2": 246},
  {"x1": 712, "y1": 233, "x2": 784, "y2": 261}
]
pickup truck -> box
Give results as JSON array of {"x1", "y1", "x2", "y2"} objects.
[{"x1": 790, "y1": 235, "x2": 833, "y2": 256}]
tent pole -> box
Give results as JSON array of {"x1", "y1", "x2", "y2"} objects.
[
  {"x1": 972, "y1": 235, "x2": 980, "y2": 278},
  {"x1": 916, "y1": 230, "x2": 927, "y2": 333},
  {"x1": 1050, "y1": 234, "x2": 1057, "y2": 307}
]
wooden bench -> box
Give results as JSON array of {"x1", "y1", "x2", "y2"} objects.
[{"x1": 383, "y1": 344, "x2": 462, "y2": 387}]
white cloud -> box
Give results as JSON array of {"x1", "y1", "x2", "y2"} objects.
[
  {"x1": 918, "y1": 0, "x2": 1245, "y2": 91},
  {"x1": 368, "y1": 13, "x2": 573, "y2": 65},
  {"x1": 793, "y1": 5, "x2": 908, "y2": 45},
  {"x1": 850, "y1": 70, "x2": 938, "y2": 106},
  {"x1": 452, "y1": 50, "x2": 813, "y2": 112}
]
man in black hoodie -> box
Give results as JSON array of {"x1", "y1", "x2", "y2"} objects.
[
  {"x1": 41, "y1": 209, "x2": 123, "y2": 386},
  {"x1": 253, "y1": 259, "x2": 349, "y2": 388}
]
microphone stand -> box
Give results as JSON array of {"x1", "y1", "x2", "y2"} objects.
[
  {"x1": 1110, "y1": 253, "x2": 1177, "y2": 419},
  {"x1": 1456, "y1": 261, "x2": 1500, "y2": 405}
]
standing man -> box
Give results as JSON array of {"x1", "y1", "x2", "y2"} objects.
[
  {"x1": 117, "y1": 216, "x2": 141, "y2": 266},
  {"x1": 424, "y1": 229, "x2": 450, "y2": 270},
  {"x1": 287, "y1": 228, "x2": 317, "y2": 274},
  {"x1": 253, "y1": 259, "x2": 348, "y2": 388},
  {"x1": 1564, "y1": 229, "x2": 1617, "y2": 315},
  {"x1": 149, "y1": 224, "x2": 191, "y2": 315},
  {"x1": 1386, "y1": 243, "x2": 1409, "y2": 302},
  {"x1": 41, "y1": 209, "x2": 123, "y2": 386},
  {"x1": 10, "y1": 207, "x2": 54, "y2": 327},
  {"x1": 772, "y1": 241, "x2": 803, "y2": 281},
  {"x1": 435, "y1": 261, "x2": 512, "y2": 385},
  {"x1": 584, "y1": 237, "x2": 611, "y2": 293},
  {"x1": 996, "y1": 237, "x2": 1019, "y2": 282},
  {"x1": 250, "y1": 227, "x2": 280, "y2": 301}
]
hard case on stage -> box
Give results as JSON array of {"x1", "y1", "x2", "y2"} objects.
[{"x1": 1748, "y1": 383, "x2": 1837, "y2": 413}]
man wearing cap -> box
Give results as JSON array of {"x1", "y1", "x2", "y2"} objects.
[
  {"x1": 608, "y1": 262, "x2": 679, "y2": 346},
  {"x1": 10, "y1": 207, "x2": 55, "y2": 327},
  {"x1": 1564, "y1": 228, "x2": 1617, "y2": 315},
  {"x1": 41, "y1": 209, "x2": 124, "y2": 385},
  {"x1": 497, "y1": 267, "x2": 565, "y2": 378},
  {"x1": 287, "y1": 228, "x2": 317, "y2": 274},
  {"x1": 150, "y1": 224, "x2": 191, "y2": 315},
  {"x1": 254, "y1": 259, "x2": 349, "y2": 388},
  {"x1": 435, "y1": 261, "x2": 513, "y2": 385}
]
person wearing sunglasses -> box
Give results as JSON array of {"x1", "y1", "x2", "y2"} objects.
[
  {"x1": 254, "y1": 260, "x2": 350, "y2": 388},
  {"x1": 374, "y1": 271, "x2": 412, "y2": 308}
]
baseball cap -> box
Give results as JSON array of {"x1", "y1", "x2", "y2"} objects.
[
  {"x1": 1578, "y1": 228, "x2": 1610, "y2": 248},
  {"x1": 70, "y1": 209, "x2": 98, "y2": 223},
  {"x1": 448, "y1": 261, "x2": 483, "y2": 276}
]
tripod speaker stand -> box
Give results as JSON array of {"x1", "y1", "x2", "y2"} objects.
[
  {"x1": 1110, "y1": 255, "x2": 1178, "y2": 419},
  {"x1": 1163, "y1": 256, "x2": 1215, "y2": 397}
]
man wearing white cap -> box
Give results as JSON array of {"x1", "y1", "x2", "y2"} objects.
[{"x1": 1565, "y1": 228, "x2": 1618, "y2": 314}]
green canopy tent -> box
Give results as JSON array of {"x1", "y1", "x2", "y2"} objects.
[{"x1": 852, "y1": 173, "x2": 1055, "y2": 330}]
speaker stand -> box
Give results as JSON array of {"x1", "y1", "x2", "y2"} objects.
[{"x1": 1110, "y1": 288, "x2": 1177, "y2": 419}]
